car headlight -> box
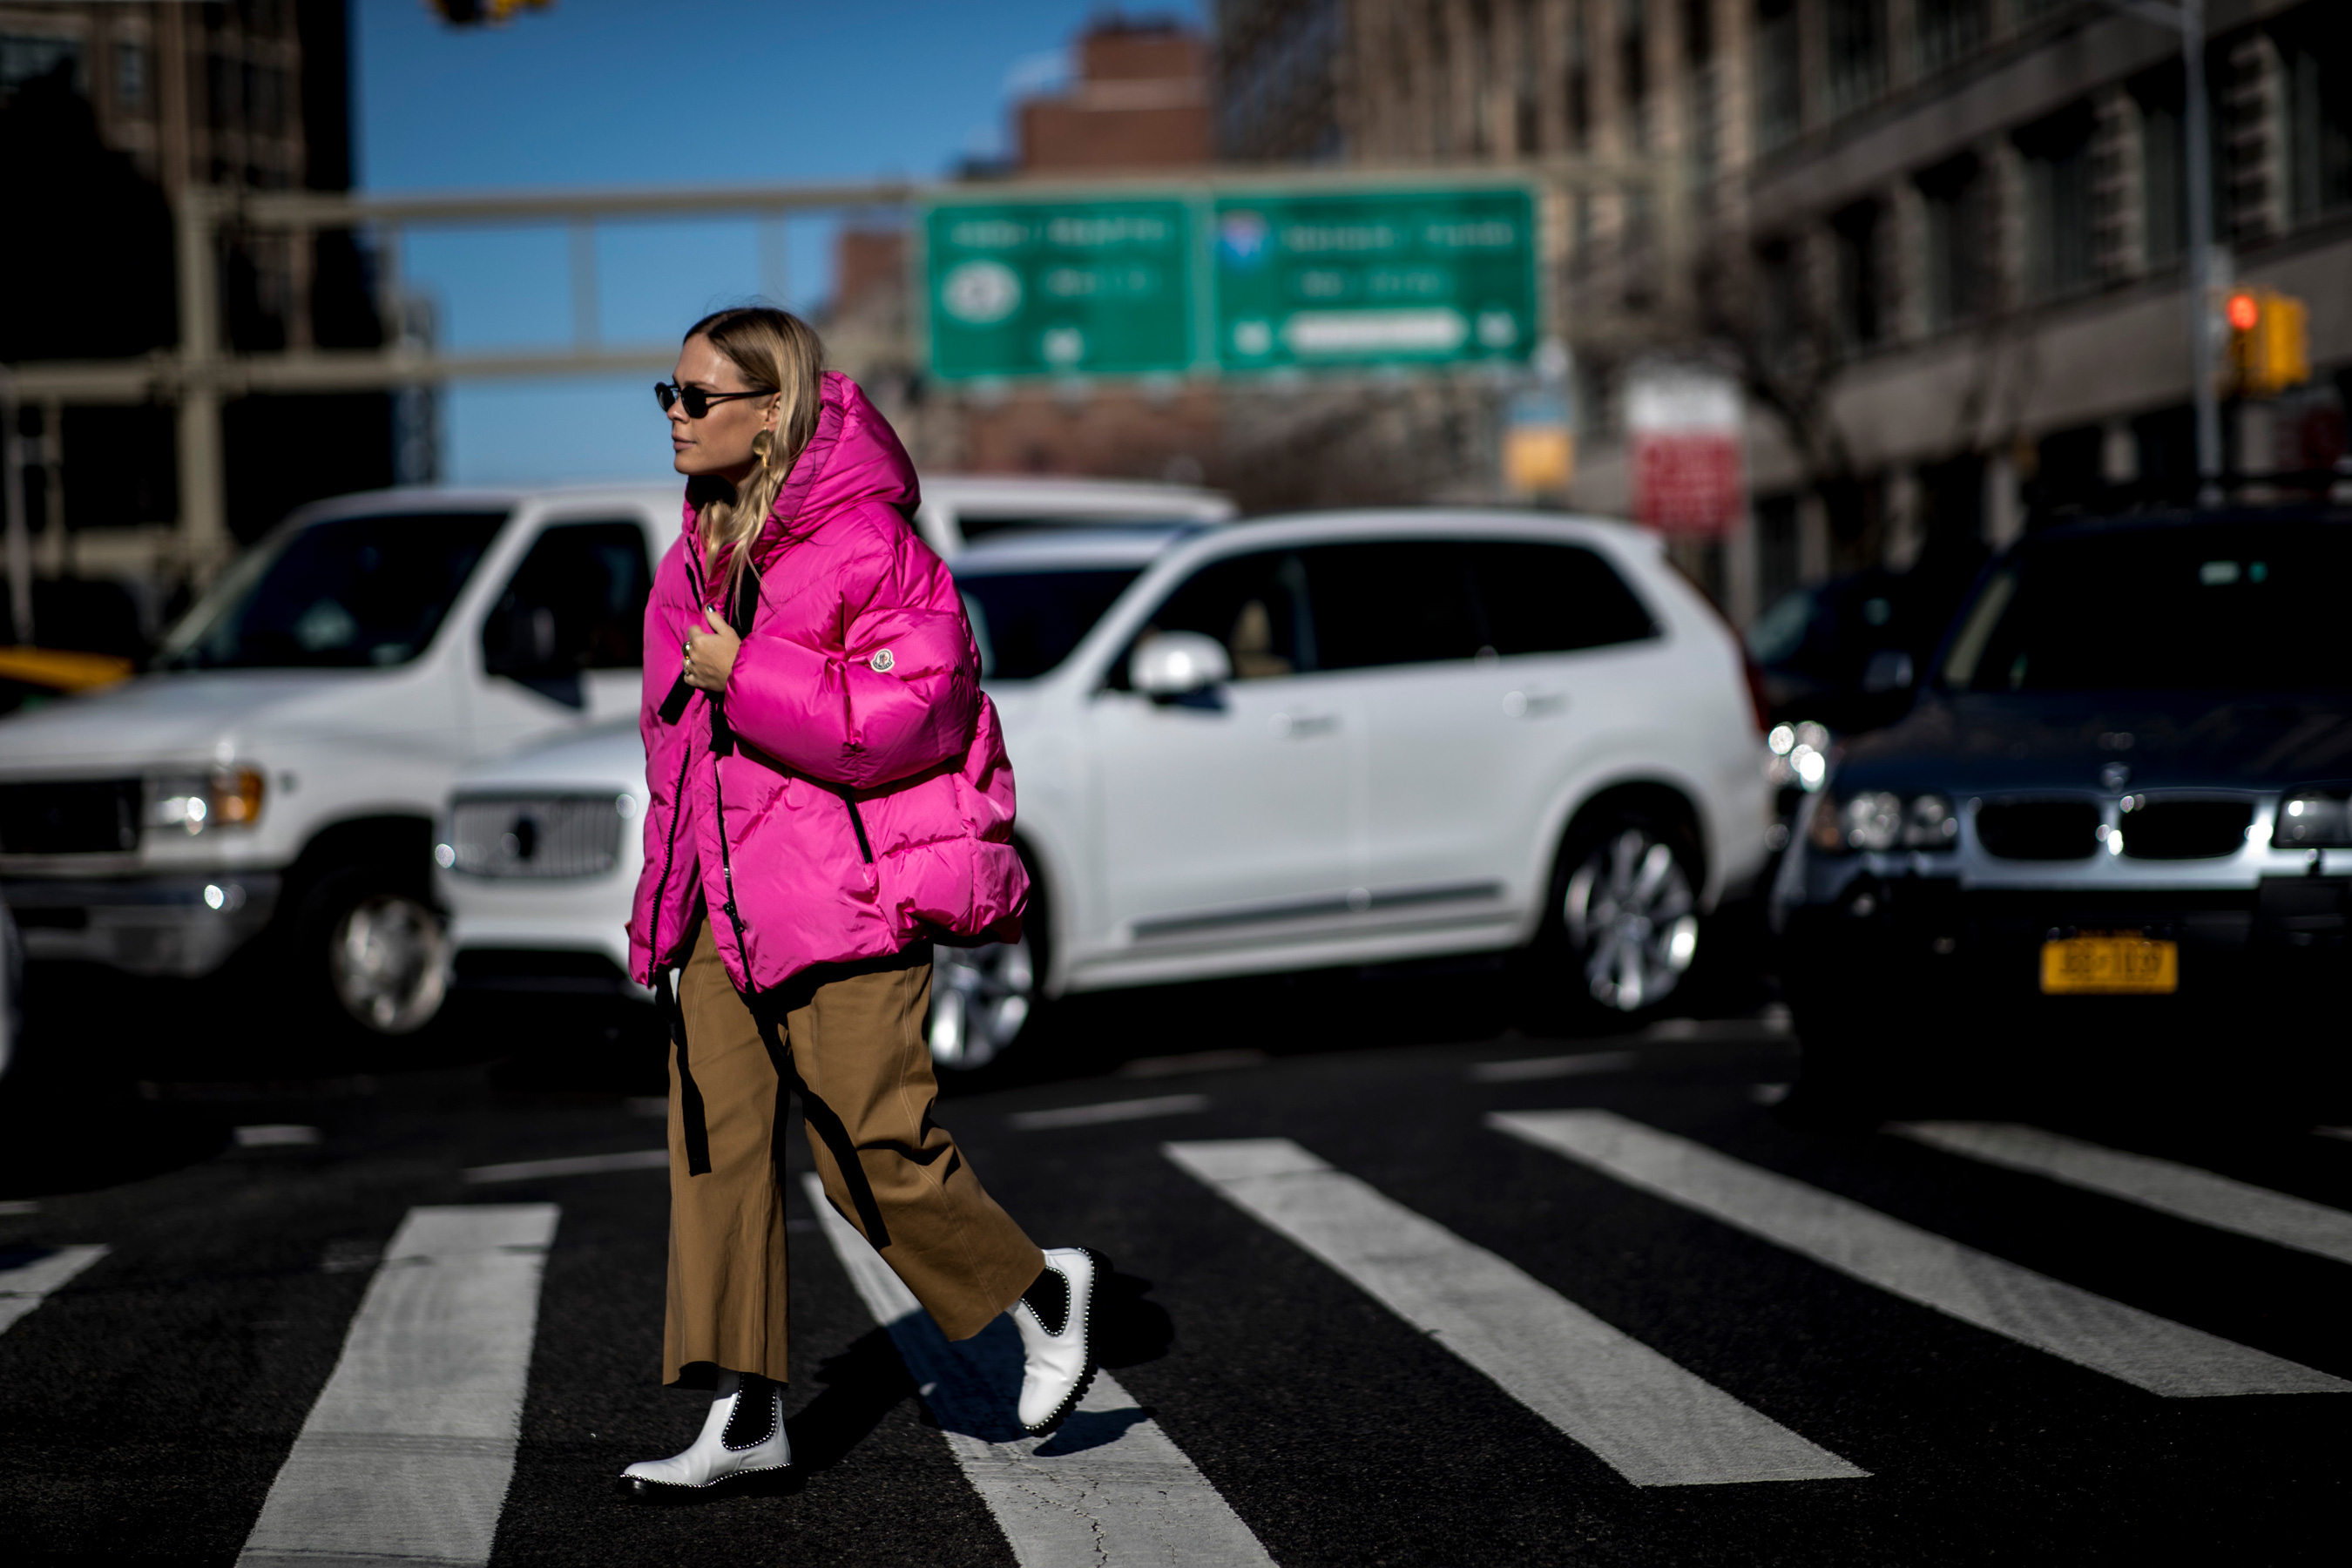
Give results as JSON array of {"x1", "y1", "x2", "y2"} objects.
[
  {"x1": 1767, "y1": 720, "x2": 1833, "y2": 792},
  {"x1": 149, "y1": 767, "x2": 267, "y2": 835},
  {"x1": 1807, "y1": 789, "x2": 1959, "y2": 854},
  {"x1": 2276, "y1": 787, "x2": 2352, "y2": 848}
]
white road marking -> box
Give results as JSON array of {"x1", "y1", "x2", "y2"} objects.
[
  {"x1": 1468, "y1": 1050, "x2": 1639, "y2": 1084},
  {"x1": 0, "y1": 1199, "x2": 40, "y2": 1217},
  {"x1": 463, "y1": 1149, "x2": 668, "y2": 1184},
  {"x1": 1163, "y1": 1138, "x2": 1863, "y2": 1487},
  {"x1": 1118, "y1": 1049, "x2": 1267, "y2": 1078},
  {"x1": 1892, "y1": 1121, "x2": 2352, "y2": 1267},
  {"x1": 2315, "y1": 1126, "x2": 2352, "y2": 1144},
  {"x1": 803, "y1": 1174, "x2": 1274, "y2": 1566},
  {"x1": 1491, "y1": 1110, "x2": 2349, "y2": 1399},
  {"x1": 1751, "y1": 1084, "x2": 1792, "y2": 1105},
  {"x1": 0, "y1": 1244, "x2": 109, "y2": 1335},
  {"x1": 236, "y1": 1205, "x2": 559, "y2": 1568},
  {"x1": 1006, "y1": 1094, "x2": 1210, "y2": 1131},
  {"x1": 235, "y1": 1125, "x2": 321, "y2": 1148}
]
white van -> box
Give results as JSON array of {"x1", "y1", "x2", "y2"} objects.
[
  {"x1": 439, "y1": 510, "x2": 1774, "y2": 1069},
  {"x1": 0, "y1": 474, "x2": 1228, "y2": 1039}
]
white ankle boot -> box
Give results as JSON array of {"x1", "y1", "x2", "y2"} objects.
[
  {"x1": 621, "y1": 1373, "x2": 791, "y2": 1495},
  {"x1": 1011, "y1": 1247, "x2": 1101, "y2": 1434}
]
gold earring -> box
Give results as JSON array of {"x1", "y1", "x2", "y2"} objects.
[{"x1": 751, "y1": 430, "x2": 773, "y2": 463}]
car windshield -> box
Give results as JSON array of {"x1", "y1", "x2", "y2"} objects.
[
  {"x1": 159, "y1": 512, "x2": 508, "y2": 672},
  {"x1": 1939, "y1": 520, "x2": 2352, "y2": 693},
  {"x1": 958, "y1": 568, "x2": 1142, "y2": 680}
]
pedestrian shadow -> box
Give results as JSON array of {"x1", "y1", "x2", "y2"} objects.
[
  {"x1": 786, "y1": 1326, "x2": 919, "y2": 1476},
  {"x1": 1033, "y1": 1404, "x2": 1152, "y2": 1456},
  {"x1": 1094, "y1": 1264, "x2": 1174, "y2": 1369}
]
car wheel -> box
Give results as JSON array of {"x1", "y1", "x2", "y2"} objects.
[
  {"x1": 1524, "y1": 807, "x2": 1702, "y2": 1030},
  {"x1": 928, "y1": 853, "x2": 1051, "y2": 1073},
  {"x1": 304, "y1": 871, "x2": 451, "y2": 1037},
  {"x1": 928, "y1": 930, "x2": 1038, "y2": 1071}
]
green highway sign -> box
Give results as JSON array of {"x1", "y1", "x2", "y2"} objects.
[
  {"x1": 1210, "y1": 188, "x2": 1538, "y2": 372},
  {"x1": 918, "y1": 181, "x2": 1539, "y2": 382},
  {"x1": 923, "y1": 199, "x2": 1195, "y2": 379}
]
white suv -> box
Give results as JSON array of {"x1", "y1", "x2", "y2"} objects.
[
  {"x1": 0, "y1": 473, "x2": 1229, "y2": 1043},
  {"x1": 438, "y1": 510, "x2": 1772, "y2": 1067}
]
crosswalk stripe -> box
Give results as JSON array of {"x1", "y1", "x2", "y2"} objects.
[
  {"x1": 1891, "y1": 1121, "x2": 2352, "y2": 1267},
  {"x1": 1163, "y1": 1138, "x2": 1865, "y2": 1486},
  {"x1": 1467, "y1": 1050, "x2": 1640, "y2": 1083},
  {"x1": 1491, "y1": 1110, "x2": 2350, "y2": 1399},
  {"x1": 1006, "y1": 1093, "x2": 1211, "y2": 1131},
  {"x1": 803, "y1": 1174, "x2": 1274, "y2": 1567},
  {"x1": 235, "y1": 1205, "x2": 560, "y2": 1568},
  {"x1": 0, "y1": 1245, "x2": 110, "y2": 1336},
  {"x1": 463, "y1": 1149, "x2": 668, "y2": 1184}
]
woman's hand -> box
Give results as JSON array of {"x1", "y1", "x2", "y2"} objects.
[{"x1": 682, "y1": 607, "x2": 741, "y2": 693}]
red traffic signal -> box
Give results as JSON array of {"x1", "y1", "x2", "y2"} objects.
[{"x1": 2226, "y1": 291, "x2": 2261, "y2": 332}]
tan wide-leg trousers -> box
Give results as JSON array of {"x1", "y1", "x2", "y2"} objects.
[{"x1": 661, "y1": 922, "x2": 1044, "y2": 1388}]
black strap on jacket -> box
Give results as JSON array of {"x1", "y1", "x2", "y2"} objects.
[{"x1": 652, "y1": 969, "x2": 712, "y2": 1177}]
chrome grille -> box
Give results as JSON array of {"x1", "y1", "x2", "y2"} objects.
[
  {"x1": 2119, "y1": 798, "x2": 2254, "y2": 860},
  {"x1": 0, "y1": 779, "x2": 141, "y2": 855},
  {"x1": 449, "y1": 794, "x2": 624, "y2": 879},
  {"x1": 1974, "y1": 799, "x2": 2099, "y2": 861}
]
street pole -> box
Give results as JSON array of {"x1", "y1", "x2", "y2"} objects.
[
  {"x1": 2109, "y1": 0, "x2": 2220, "y2": 504},
  {"x1": 0, "y1": 369, "x2": 30, "y2": 645},
  {"x1": 2178, "y1": 0, "x2": 2222, "y2": 504}
]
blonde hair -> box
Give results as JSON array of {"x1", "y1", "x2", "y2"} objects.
[{"x1": 683, "y1": 307, "x2": 824, "y2": 602}]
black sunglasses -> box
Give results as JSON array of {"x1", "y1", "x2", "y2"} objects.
[{"x1": 655, "y1": 381, "x2": 773, "y2": 418}]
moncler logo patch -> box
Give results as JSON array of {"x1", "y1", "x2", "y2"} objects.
[{"x1": 868, "y1": 648, "x2": 896, "y2": 672}]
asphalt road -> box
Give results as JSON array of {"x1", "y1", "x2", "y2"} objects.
[{"x1": 3, "y1": 963, "x2": 2348, "y2": 1565}]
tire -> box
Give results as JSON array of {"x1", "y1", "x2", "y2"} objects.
[
  {"x1": 927, "y1": 854, "x2": 1050, "y2": 1073},
  {"x1": 298, "y1": 868, "x2": 451, "y2": 1037},
  {"x1": 1521, "y1": 804, "x2": 1704, "y2": 1032}
]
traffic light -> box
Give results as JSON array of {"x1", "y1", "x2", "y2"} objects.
[
  {"x1": 2225, "y1": 287, "x2": 2311, "y2": 398},
  {"x1": 429, "y1": 0, "x2": 551, "y2": 25}
]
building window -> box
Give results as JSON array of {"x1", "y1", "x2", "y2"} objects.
[
  {"x1": 206, "y1": 51, "x2": 240, "y2": 130},
  {"x1": 114, "y1": 40, "x2": 148, "y2": 113},
  {"x1": 0, "y1": 34, "x2": 84, "y2": 98},
  {"x1": 1619, "y1": 0, "x2": 1647, "y2": 148},
  {"x1": 1563, "y1": 0, "x2": 1589, "y2": 150},
  {"x1": 1918, "y1": 153, "x2": 1989, "y2": 328},
  {"x1": 2137, "y1": 75, "x2": 2186, "y2": 265},
  {"x1": 1915, "y1": 0, "x2": 1987, "y2": 77},
  {"x1": 2018, "y1": 104, "x2": 2096, "y2": 300},
  {"x1": 1825, "y1": 0, "x2": 1886, "y2": 119},
  {"x1": 2281, "y1": 10, "x2": 2352, "y2": 221},
  {"x1": 1831, "y1": 200, "x2": 1883, "y2": 351},
  {"x1": 1755, "y1": 237, "x2": 1802, "y2": 367},
  {"x1": 1513, "y1": 0, "x2": 1540, "y2": 152},
  {"x1": 1754, "y1": 0, "x2": 1798, "y2": 152}
]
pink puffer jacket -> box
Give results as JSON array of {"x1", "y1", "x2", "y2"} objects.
[{"x1": 627, "y1": 371, "x2": 1028, "y2": 993}]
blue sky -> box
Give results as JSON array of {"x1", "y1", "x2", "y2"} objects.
[{"x1": 353, "y1": 0, "x2": 1205, "y2": 483}]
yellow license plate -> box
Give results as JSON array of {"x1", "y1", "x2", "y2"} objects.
[{"x1": 2039, "y1": 934, "x2": 2179, "y2": 995}]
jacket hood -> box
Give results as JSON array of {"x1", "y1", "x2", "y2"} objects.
[
  {"x1": 679, "y1": 372, "x2": 920, "y2": 569},
  {"x1": 1838, "y1": 689, "x2": 2352, "y2": 795}
]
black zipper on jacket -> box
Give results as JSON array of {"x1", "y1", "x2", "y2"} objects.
[
  {"x1": 646, "y1": 735, "x2": 696, "y2": 968},
  {"x1": 836, "y1": 788, "x2": 874, "y2": 864},
  {"x1": 702, "y1": 557, "x2": 761, "y2": 978},
  {"x1": 647, "y1": 542, "x2": 718, "y2": 970}
]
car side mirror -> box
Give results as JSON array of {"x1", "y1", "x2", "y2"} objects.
[
  {"x1": 1131, "y1": 632, "x2": 1232, "y2": 697},
  {"x1": 1862, "y1": 649, "x2": 1916, "y2": 694}
]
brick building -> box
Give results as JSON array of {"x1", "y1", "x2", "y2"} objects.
[{"x1": 941, "y1": 16, "x2": 1224, "y2": 488}]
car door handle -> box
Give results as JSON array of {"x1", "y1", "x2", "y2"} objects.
[
  {"x1": 1503, "y1": 690, "x2": 1568, "y2": 718},
  {"x1": 1270, "y1": 711, "x2": 1340, "y2": 738}
]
